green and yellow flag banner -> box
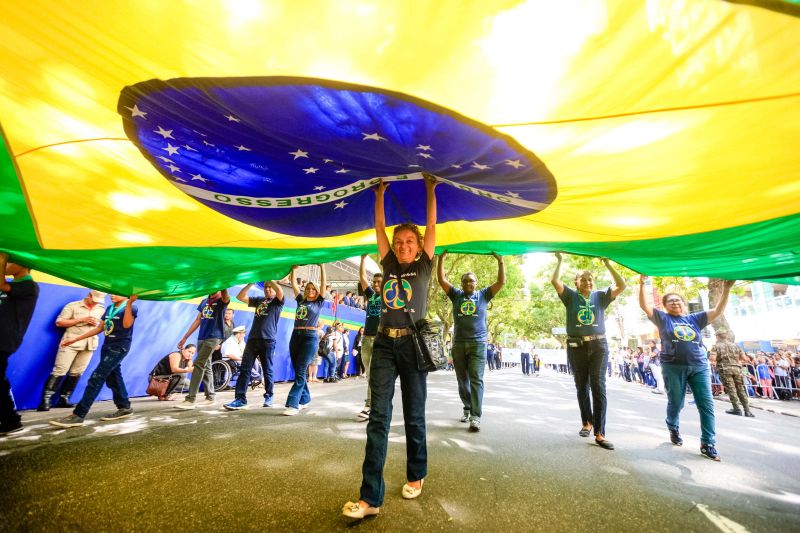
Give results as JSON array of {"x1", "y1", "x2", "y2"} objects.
[{"x1": 1, "y1": 1, "x2": 799, "y2": 299}]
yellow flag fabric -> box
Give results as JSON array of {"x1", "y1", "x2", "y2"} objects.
[{"x1": 1, "y1": 1, "x2": 799, "y2": 298}]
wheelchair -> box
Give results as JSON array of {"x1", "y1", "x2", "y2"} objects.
[{"x1": 211, "y1": 358, "x2": 263, "y2": 392}]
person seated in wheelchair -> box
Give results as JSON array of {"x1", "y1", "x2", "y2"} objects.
[
  {"x1": 221, "y1": 325, "x2": 246, "y2": 369},
  {"x1": 149, "y1": 345, "x2": 196, "y2": 400}
]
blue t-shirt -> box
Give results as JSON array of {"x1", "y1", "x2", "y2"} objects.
[
  {"x1": 248, "y1": 295, "x2": 284, "y2": 340},
  {"x1": 558, "y1": 286, "x2": 613, "y2": 336},
  {"x1": 363, "y1": 287, "x2": 382, "y2": 336},
  {"x1": 449, "y1": 286, "x2": 494, "y2": 342},
  {"x1": 103, "y1": 303, "x2": 138, "y2": 344},
  {"x1": 196, "y1": 297, "x2": 228, "y2": 340},
  {"x1": 651, "y1": 309, "x2": 708, "y2": 366},
  {"x1": 294, "y1": 294, "x2": 324, "y2": 328}
]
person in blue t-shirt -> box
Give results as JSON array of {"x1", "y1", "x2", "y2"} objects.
[
  {"x1": 437, "y1": 250, "x2": 505, "y2": 432},
  {"x1": 50, "y1": 294, "x2": 139, "y2": 427},
  {"x1": 283, "y1": 263, "x2": 327, "y2": 416},
  {"x1": 552, "y1": 253, "x2": 626, "y2": 451},
  {"x1": 175, "y1": 289, "x2": 230, "y2": 410},
  {"x1": 639, "y1": 275, "x2": 735, "y2": 462},
  {"x1": 224, "y1": 279, "x2": 286, "y2": 411}
]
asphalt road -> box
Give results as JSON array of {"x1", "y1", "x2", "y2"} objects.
[{"x1": 1, "y1": 367, "x2": 798, "y2": 532}]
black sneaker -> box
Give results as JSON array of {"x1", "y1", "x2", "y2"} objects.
[
  {"x1": 100, "y1": 408, "x2": 134, "y2": 421},
  {"x1": 669, "y1": 429, "x2": 683, "y2": 446},
  {"x1": 725, "y1": 408, "x2": 743, "y2": 416},
  {"x1": 0, "y1": 421, "x2": 24, "y2": 435},
  {"x1": 700, "y1": 444, "x2": 721, "y2": 461},
  {"x1": 744, "y1": 411, "x2": 756, "y2": 418}
]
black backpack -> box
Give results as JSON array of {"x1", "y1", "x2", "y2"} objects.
[{"x1": 318, "y1": 335, "x2": 331, "y2": 357}]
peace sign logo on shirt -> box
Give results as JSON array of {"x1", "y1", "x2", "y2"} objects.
[
  {"x1": 383, "y1": 279, "x2": 412, "y2": 310},
  {"x1": 460, "y1": 299, "x2": 477, "y2": 316},
  {"x1": 296, "y1": 305, "x2": 308, "y2": 320},
  {"x1": 673, "y1": 325, "x2": 696, "y2": 342},
  {"x1": 256, "y1": 301, "x2": 269, "y2": 317},
  {"x1": 201, "y1": 304, "x2": 215, "y2": 319},
  {"x1": 577, "y1": 308, "x2": 595, "y2": 325}
]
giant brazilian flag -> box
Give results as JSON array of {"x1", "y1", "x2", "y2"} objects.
[{"x1": 1, "y1": 0, "x2": 799, "y2": 299}]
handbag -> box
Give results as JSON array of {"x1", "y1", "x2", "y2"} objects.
[
  {"x1": 397, "y1": 280, "x2": 447, "y2": 372},
  {"x1": 146, "y1": 375, "x2": 170, "y2": 398}
]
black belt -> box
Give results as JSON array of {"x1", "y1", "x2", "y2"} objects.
[
  {"x1": 569, "y1": 334, "x2": 606, "y2": 341},
  {"x1": 379, "y1": 327, "x2": 412, "y2": 338}
]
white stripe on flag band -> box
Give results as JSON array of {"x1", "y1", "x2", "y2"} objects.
[{"x1": 173, "y1": 173, "x2": 549, "y2": 210}]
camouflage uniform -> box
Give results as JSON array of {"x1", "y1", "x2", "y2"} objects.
[{"x1": 710, "y1": 340, "x2": 751, "y2": 414}]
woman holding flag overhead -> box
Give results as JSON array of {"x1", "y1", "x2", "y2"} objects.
[
  {"x1": 343, "y1": 175, "x2": 438, "y2": 520},
  {"x1": 551, "y1": 253, "x2": 625, "y2": 450}
]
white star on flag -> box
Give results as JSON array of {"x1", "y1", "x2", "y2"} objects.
[
  {"x1": 183, "y1": 144, "x2": 198, "y2": 152},
  {"x1": 505, "y1": 191, "x2": 521, "y2": 198},
  {"x1": 362, "y1": 132, "x2": 387, "y2": 141},
  {"x1": 334, "y1": 201, "x2": 348, "y2": 209},
  {"x1": 303, "y1": 167, "x2": 319, "y2": 174},
  {"x1": 225, "y1": 114, "x2": 241, "y2": 122},
  {"x1": 323, "y1": 158, "x2": 333, "y2": 164},
  {"x1": 409, "y1": 164, "x2": 421, "y2": 168},
  {"x1": 191, "y1": 174, "x2": 208, "y2": 182},
  {"x1": 154, "y1": 126, "x2": 174, "y2": 139},
  {"x1": 505, "y1": 159, "x2": 524, "y2": 169},
  {"x1": 164, "y1": 144, "x2": 180, "y2": 155},
  {"x1": 451, "y1": 164, "x2": 462, "y2": 169},
  {"x1": 335, "y1": 169, "x2": 350, "y2": 174},
  {"x1": 157, "y1": 156, "x2": 174, "y2": 163},
  {"x1": 471, "y1": 162, "x2": 490, "y2": 170},
  {"x1": 418, "y1": 153, "x2": 433, "y2": 159},
  {"x1": 173, "y1": 177, "x2": 187, "y2": 182},
  {"x1": 235, "y1": 145, "x2": 251, "y2": 151},
  {"x1": 290, "y1": 149, "x2": 309, "y2": 159},
  {"x1": 125, "y1": 105, "x2": 147, "y2": 119},
  {"x1": 166, "y1": 164, "x2": 181, "y2": 173},
  {"x1": 202, "y1": 140, "x2": 215, "y2": 147},
  {"x1": 313, "y1": 185, "x2": 326, "y2": 191},
  {"x1": 416, "y1": 144, "x2": 432, "y2": 151}
]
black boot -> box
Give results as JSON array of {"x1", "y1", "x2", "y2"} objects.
[
  {"x1": 37, "y1": 374, "x2": 61, "y2": 411},
  {"x1": 57, "y1": 375, "x2": 79, "y2": 408}
]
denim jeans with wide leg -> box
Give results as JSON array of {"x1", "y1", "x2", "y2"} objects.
[
  {"x1": 566, "y1": 338, "x2": 609, "y2": 436},
  {"x1": 74, "y1": 340, "x2": 132, "y2": 418},
  {"x1": 285, "y1": 330, "x2": 318, "y2": 409},
  {"x1": 661, "y1": 363, "x2": 716, "y2": 445},
  {"x1": 360, "y1": 333, "x2": 427, "y2": 508},
  {"x1": 234, "y1": 338, "x2": 275, "y2": 403},
  {"x1": 186, "y1": 338, "x2": 219, "y2": 402},
  {"x1": 452, "y1": 340, "x2": 487, "y2": 419}
]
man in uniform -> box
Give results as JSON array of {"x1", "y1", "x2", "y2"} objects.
[{"x1": 710, "y1": 330, "x2": 754, "y2": 418}]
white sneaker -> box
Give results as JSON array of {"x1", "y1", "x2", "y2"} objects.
[
  {"x1": 282, "y1": 407, "x2": 300, "y2": 416},
  {"x1": 197, "y1": 398, "x2": 216, "y2": 407},
  {"x1": 174, "y1": 400, "x2": 196, "y2": 410},
  {"x1": 299, "y1": 402, "x2": 310, "y2": 411}
]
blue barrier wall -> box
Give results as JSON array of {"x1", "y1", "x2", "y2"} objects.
[{"x1": 7, "y1": 282, "x2": 364, "y2": 411}]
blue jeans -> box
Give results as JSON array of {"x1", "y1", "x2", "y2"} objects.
[
  {"x1": 285, "y1": 330, "x2": 318, "y2": 409},
  {"x1": 323, "y1": 351, "x2": 337, "y2": 379},
  {"x1": 234, "y1": 338, "x2": 275, "y2": 403},
  {"x1": 360, "y1": 333, "x2": 427, "y2": 507},
  {"x1": 74, "y1": 340, "x2": 132, "y2": 418},
  {"x1": 566, "y1": 338, "x2": 609, "y2": 436},
  {"x1": 520, "y1": 352, "x2": 530, "y2": 375},
  {"x1": 452, "y1": 340, "x2": 487, "y2": 418},
  {"x1": 661, "y1": 363, "x2": 716, "y2": 445}
]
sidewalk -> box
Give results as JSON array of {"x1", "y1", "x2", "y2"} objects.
[{"x1": 714, "y1": 393, "x2": 800, "y2": 418}]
